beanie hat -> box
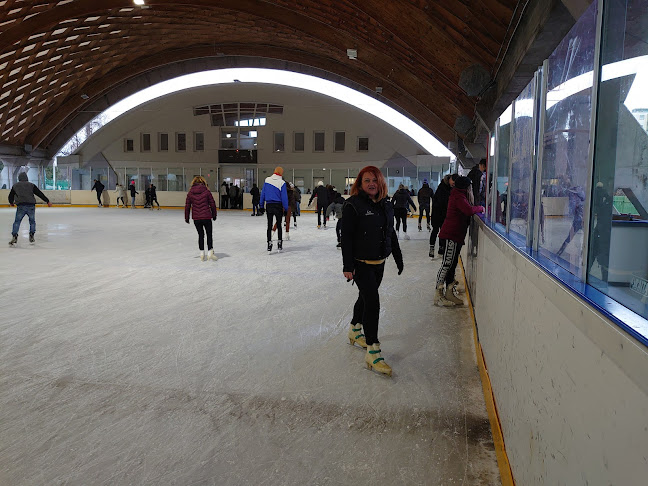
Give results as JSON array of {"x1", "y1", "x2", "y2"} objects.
[
  {"x1": 274, "y1": 166, "x2": 284, "y2": 176},
  {"x1": 423, "y1": 178, "x2": 428, "y2": 184},
  {"x1": 454, "y1": 176, "x2": 471, "y2": 190},
  {"x1": 18, "y1": 172, "x2": 28, "y2": 182}
]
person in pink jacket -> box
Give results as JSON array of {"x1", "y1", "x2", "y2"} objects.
[
  {"x1": 434, "y1": 176, "x2": 484, "y2": 306},
  {"x1": 185, "y1": 176, "x2": 218, "y2": 261}
]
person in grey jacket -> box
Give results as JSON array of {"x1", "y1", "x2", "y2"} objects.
[
  {"x1": 8, "y1": 172, "x2": 52, "y2": 246},
  {"x1": 326, "y1": 193, "x2": 346, "y2": 248}
]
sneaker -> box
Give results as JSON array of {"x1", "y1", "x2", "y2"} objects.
[
  {"x1": 267, "y1": 241, "x2": 273, "y2": 252},
  {"x1": 278, "y1": 240, "x2": 283, "y2": 253},
  {"x1": 29, "y1": 233, "x2": 35, "y2": 244},
  {"x1": 9, "y1": 234, "x2": 17, "y2": 246}
]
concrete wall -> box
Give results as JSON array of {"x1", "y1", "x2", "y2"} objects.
[{"x1": 465, "y1": 219, "x2": 648, "y2": 485}]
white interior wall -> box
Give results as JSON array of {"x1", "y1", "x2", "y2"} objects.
[
  {"x1": 76, "y1": 84, "x2": 430, "y2": 169},
  {"x1": 469, "y1": 221, "x2": 648, "y2": 485}
]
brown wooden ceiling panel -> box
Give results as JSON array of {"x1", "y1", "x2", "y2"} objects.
[{"x1": 0, "y1": 0, "x2": 522, "y2": 155}]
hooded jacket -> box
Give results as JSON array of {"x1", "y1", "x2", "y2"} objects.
[
  {"x1": 341, "y1": 191, "x2": 403, "y2": 273},
  {"x1": 438, "y1": 187, "x2": 482, "y2": 244},
  {"x1": 250, "y1": 185, "x2": 260, "y2": 204},
  {"x1": 185, "y1": 184, "x2": 217, "y2": 221},
  {"x1": 8, "y1": 173, "x2": 50, "y2": 206},
  {"x1": 391, "y1": 188, "x2": 416, "y2": 211},
  {"x1": 417, "y1": 184, "x2": 433, "y2": 207},
  {"x1": 91, "y1": 180, "x2": 105, "y2": 193},
  {"x1": 259, "y1": 173, "x2": 288, "y2": 209},
  {"x1": 431, "y1": 177, "x2": 452, "y2": 227},
  {"x1": 326, "y1": 195, "x2": 346, "y2": 219}
]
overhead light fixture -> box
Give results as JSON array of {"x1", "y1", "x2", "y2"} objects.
[
  {"x1": 233, "y1": 79, "x2": 241, "y2": 83},
  {"x1": 347, "y1": 49, "x2": 357, "y2": 60},
  {"x1": 133, "y1": 0, "x2": 145, "y2": 5},
  {"x1": 80, "y1": 93, "x2": 89, "y2": 99},
  {"x1": 375, "y1": 86, "x2": 383, "y2": 94}
]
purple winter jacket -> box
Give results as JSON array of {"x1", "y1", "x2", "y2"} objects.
[{"x1": 185, "y1": 184, "x2": 217, "y2": 221}]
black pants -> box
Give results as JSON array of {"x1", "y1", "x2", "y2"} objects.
[
  {"x1": 317, "y1": 205, "x2": 327, "y2": 226},
  {"x1": 95, "y1": 191, "x2": 102, "y2": 204},
  {"x1": 394, "y1": 208, "x2": 408, "y2": 232},
  {"x1": 221, "y1": 195, "x2": 228, "y2": 209},
  {"x1": 252, "y1": 203, "x2": 259, "y2": 215},
  {"x1": 151, "y1": 196, "x2": 159, "y2": 207},
  {"x1": 194, "y1": 219, "x2": 213, "y2": 251},
  {"x1": 351, "y1": 261, "x2": 385, "y2": 346},
  {"x1": 418, "y1": 205, "x2": 430, "y2": 225},
  {"x1": 436, "y1": 240, "x2": 462, "y2": 287},
  {"x1": 266, "y1": 203, "x2": 283, "y2": 241},
  {"x1": 429, "y1": 226, "x2": 445, "y2": 251},
  {"x1": 117, "y1": 197, "x2": 125, "y2": 206},
  {"x1": 336, "y1": 219, "x2": 342, "y2": 242}
]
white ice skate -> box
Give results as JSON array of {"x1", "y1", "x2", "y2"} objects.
[{"x1": 208, "y1": 249, "x2": 218, "y2": 261}]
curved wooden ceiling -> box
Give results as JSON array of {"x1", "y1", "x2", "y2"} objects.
[{"x1": 0, "y1": 0, "x2": 520, "y2": 156}]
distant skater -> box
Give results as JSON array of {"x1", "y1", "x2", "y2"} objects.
[
  {"x1": 8, "y1": 172, "x2": 52, "y2": 246},
  {"x1": 250, "y1": 183, "x2": 260, "y2": 216},
  {"x1": 91, "y1": 179, "x2": 104, "y2": 207},
  {"x1": 308, "y1": 181, "x2": 329, "y2": 229},
  {"x1": 392, "y1": 184, "x2": 416, "y2": 239},
  {"x1": 115, "y1": 183, "x2": 126, "y2": 207},
  {"x1": 260, "y1": 166, "x2": 289, "y2": 253},
  {"x1": 326, "y1": 193, "x2": 345, "y2": 248},
  {"x1": 149, "y1": 183, "x2": 160, "y2": 210},
  {"x1": 129, "y1": 181, "x2": 138, "y2": 208},
  {"x1": 417, "y1": 179, "x2": 433, "y2": 231},
  {"x1": 185, "y1": 176, "x2": 218, "y2": 261}
]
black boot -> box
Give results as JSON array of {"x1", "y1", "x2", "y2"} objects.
[{"x1": 267, "y1": 241, "x2": 273, "y2": 252}]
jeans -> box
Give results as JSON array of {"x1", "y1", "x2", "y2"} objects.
[
  {"x1": 12, "y1": 205, "x2": 36, "y2": 235},
  {"x1": 131, "y1": 196, "x2": 136, "y2": 208},
  {"x1": 295, "y1": 202, "x2": 301, "y2": 216}
]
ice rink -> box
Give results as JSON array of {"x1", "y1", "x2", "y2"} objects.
[{"x1": 0, "y1": 207, "x2": 499, "y2": 485}]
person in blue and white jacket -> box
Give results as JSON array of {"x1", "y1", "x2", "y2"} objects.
[{"x1": 260, "y1": 166, "x2": 289, "y2": 253}]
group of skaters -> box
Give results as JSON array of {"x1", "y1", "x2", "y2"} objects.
[
  {"x1": 91, "y1": 180, "x2": 159, "y2": 209},
  {"x1": 9, "y1": 161, "x2": 485, "y2": 378},
  {"x1": 220, "y1": 181, "x2": 243, "y2": 209}
]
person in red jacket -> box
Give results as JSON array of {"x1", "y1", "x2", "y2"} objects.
[
  {"x1": 434, "y1": 176, "x2": 484, "y2": 306},
  {"x1": 185, "y1": 176, "x2": 218, "y2": 261}
]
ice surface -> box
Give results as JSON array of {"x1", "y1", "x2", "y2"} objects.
[{"x1": 0, "y1": 207, "x2": 499, "y2": 485}]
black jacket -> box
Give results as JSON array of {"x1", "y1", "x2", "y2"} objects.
[
  {"x1": 417, "y1": 184, "x2": 433, "y2": 207},
  {"x1": 91, "y1": 180, "x2": 104, "y2": 193},
  {"x1": 250, "y1": 186, "x2": 260, "y2": 204},
  {"x1": 150, "y1": 185, "x2": 157, "y2": 198},
  {"x1": 308, "y1": 185, "x2": 329, "y2": 208},
  {"x1": 129, "y1": 184, "x2": 138, "y2": 197},
  {"x1": 467, "y1": 165, "x2": 482, "y2": 204},
  {"x1": 391, "y1": 188, "x2": 416, "y2": 211},
  {"x1": 341, "y1": 191, "x2": 403, "y2": 273},
  {"x1": 431, "y1": 179, "x2": 452, "y2": 227}
]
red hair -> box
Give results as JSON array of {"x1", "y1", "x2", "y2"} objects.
[{"x1": 350, "y1": 166, "x2": 388, "y2": 200}]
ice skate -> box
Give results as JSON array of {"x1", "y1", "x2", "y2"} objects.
[
  {"x1": 294, "y1": 222, "x2": 297, "y2": 228},
  {"x1": 365, "y1": 343, "x2": 392, "y2": 376},
  {"x1": 434, "y1": 284, "x2": 455, "y2": 307},
  {"x1": 429, "y1": 245, "x2": 435, "y2": 258},
  {"x1": 317, "y1": 225, "x2": 321, "y2": 229},
  {"x1": 427, "y1": 223, "x2": 431, "y2": 231},
  {"x1": 208, "y1": 249, "x2": 218, "y2": 261},
  {"x1": 267, "y1": 241, "x2": 273, "y2": 253},
  {"x1": 29, "y1": 233, "x2": 35, "y2": 244},
  {"x1": 336, "y1": 241, "x2": 342, "y2": 249},
  {"x1": 277, "y1": 240, "x2": 283, "y2": 253},
  {"x1": 418, "y1": 225, "x2": 422, "y2": 232},
  {"x1": 404, "y1": 232, "x2": 410, "y2": 240},
  {"x1": 348, "y1": 324, "x2": 367, "y2": 348},
  {"x1": 9, "y1": 234, "x2": 18, "y2": 246},
  {"x1": 444, "y1": 286, "x2": 464, "y2": 306},
  {"x1": 285, "y1": 233, "x2": 290, "y2": 241},
  {"x1": 200, "y1": 250, "x2": 205, "y2": 261}
]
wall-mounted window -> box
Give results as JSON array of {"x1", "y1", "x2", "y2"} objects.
[
  {"x1": 194, "y1": 132, "x2": 204, "y2": 152},
  {"x1": 221, "y1": 128, "x2": 238, "y2": 149},
  {"x1": 141, "y1": 133, "x2": 151, "y2": 152},
  {"x1": 124, "y1": 138, "x2": 134, "y2": 152},
  {"x1": 334, "y1": 131, "x2": 345, "y2": 152},
  {"x1": 358, "y1": 137, "x2": 369, "y2": 151},
  {"x1": 159, "y1": 133, "x2": 168, "y2": 152},
  {"x1": 176, "y1": 132, "x2": 186, "y2": 152},
  {"x1": 294, "y1": 132, "x2": 304, "y2": 152},
  {"x1": 195, "y1": 102, "x2": 279, "y2": 127},
  {"x1": 314, "y1": 131, "x2": 325, "y2": 152},
  {"x1": 274, "y1": 132, "x2": 285, "y2": 152}
]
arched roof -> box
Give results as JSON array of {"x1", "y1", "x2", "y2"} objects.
[{"x1": 0, "y1": 1, "x2": 545, "y2": 157}]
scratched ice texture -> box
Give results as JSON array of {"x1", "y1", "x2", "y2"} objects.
[{"x1": 0, "y1": 207, "x2": 499, "y2": 485}]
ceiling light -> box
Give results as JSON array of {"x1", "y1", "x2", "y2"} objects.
[
  {"x1": 375, "y1": 86, "x2": 383, "y2": 94},
  {"x1": 80, "y1": 93, "x2": 89, "y2": 99},
  {"x1": 133, "y1": 0, "x2": 145, "y2": 5},
  {"x1": 346, "y1": 49, "x2": 357, "y2": 60}
]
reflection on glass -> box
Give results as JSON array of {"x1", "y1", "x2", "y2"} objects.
[
  {"x1": 509, "y1": 79, "x2": 536, "y2": 242},
  {"x1": 496, "y1": 105, "x2": 512, "y2": 229},
  {"x1": 167, "y1": 168, "x2": 184, "y2": 192},
  {"x1": 588, "y1": 0, "x2": 648, "y2": 319},
  {"x1": 538, "y1": 1, "x2": 597, "y2": 275}
]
